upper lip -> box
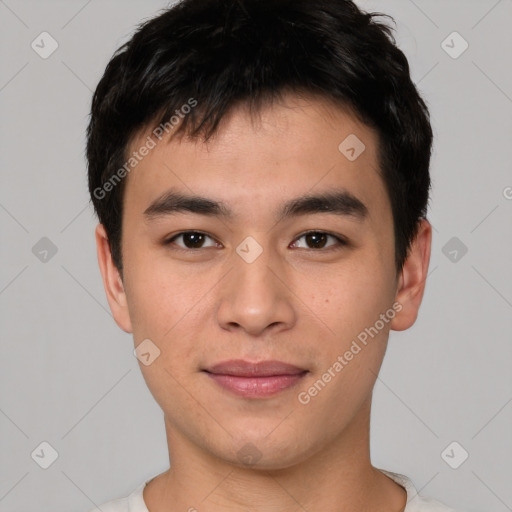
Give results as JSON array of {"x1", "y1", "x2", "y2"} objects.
[{"x1": 204, "y1": 359, "x2": 307, "y2": 377}]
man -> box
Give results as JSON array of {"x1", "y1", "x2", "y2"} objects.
[{"x1": 87, "y1": 0, "x2": 457, "y2": 510}]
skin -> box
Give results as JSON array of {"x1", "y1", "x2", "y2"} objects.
[{"x1": 96, "y1": 92, "x2": 431, "y2": 512}]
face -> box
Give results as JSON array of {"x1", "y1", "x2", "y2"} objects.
[{"x1": 96, "y1": 93, "x2": 431, "y2": 470}]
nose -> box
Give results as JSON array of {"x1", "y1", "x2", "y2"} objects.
[{"x1": 216, "y1": 244, "x2": 296, "y2": 337}]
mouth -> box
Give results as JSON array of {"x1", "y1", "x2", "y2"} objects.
[{"x1": 202, "y1": 359, "x2": 308, "y2": 399}]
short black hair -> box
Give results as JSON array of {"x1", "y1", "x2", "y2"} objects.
[{"x1": 87, "y1": 0, "x2": 433, "y2": 276}]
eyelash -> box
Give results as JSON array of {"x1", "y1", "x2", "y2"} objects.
[{"x1": 163, "y1": 230, "x2": 348, "y2": 252}]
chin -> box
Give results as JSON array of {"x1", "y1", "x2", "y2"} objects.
[{"x1": 213, "y1": 432, "x2": 314, "y2": 471}]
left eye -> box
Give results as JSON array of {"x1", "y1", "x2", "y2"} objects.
[{"x1": 291, "y1": 231, "x2": 346, "y2": 250}]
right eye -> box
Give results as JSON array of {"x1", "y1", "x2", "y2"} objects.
[{"x1": 164, "y1": 231, "x2": 221, "y2": 251}]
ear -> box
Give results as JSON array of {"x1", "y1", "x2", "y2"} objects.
[
  {"x1": 390, "y1": 219, "x2": 432, "y2": 331},
  {"x1": 95, "y1": 224, "x2": 133, "y2": 333}
]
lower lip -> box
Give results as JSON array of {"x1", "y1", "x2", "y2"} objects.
[{"x1": 205, "y1": 372, "x2": 307, "y2": 398}]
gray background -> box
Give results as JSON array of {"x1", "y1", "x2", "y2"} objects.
[{"x1": 1, "y1": 0, "x2": 511, "y2": 511}]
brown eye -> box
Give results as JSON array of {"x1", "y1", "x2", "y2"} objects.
[
  {"x1": 166, "y1": 232, "x2": 218, "y2": 250},
  {"x1": 305, "y1": 232, "x2": 328, "y2": 249},
  {"x1": 291, "y1": 231, "x2": 346, "y2": 250}
]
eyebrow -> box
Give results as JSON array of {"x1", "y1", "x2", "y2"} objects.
[{"x1": 143, "y1": 188, "x2": 368, "y2": 223}]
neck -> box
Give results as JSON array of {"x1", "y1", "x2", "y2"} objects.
[{"x1": 144, "y1": 396, "x2": 406, "y2": 512}]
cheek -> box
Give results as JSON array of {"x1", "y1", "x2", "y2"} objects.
[
  {"x1": 299, "y1": 270, "x2": 392, "y2": 413},
  {"x1": 323, "y1": 263, "x2": 395, "y2": 394},
  {"x1": 307, "y1": 257, "x2": 395, "y2": 341},
  {"x1": 123, "y1": 274, "x2": 174, "y2": 338},
  {"x1": 123, "y1": 253, "x2": 215, "y2": 367},
  {"x1": 122, "y1": 241, "x2": 191, "y2": 333}
]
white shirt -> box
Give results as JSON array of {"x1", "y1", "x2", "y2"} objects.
[{"x1": 89, "y1": 469, "x2": 458, "y2": 512}]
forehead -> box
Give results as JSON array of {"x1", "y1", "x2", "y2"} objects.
[{"x1": 122, "y1": 93, "x2": 389, "y2": 225}]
